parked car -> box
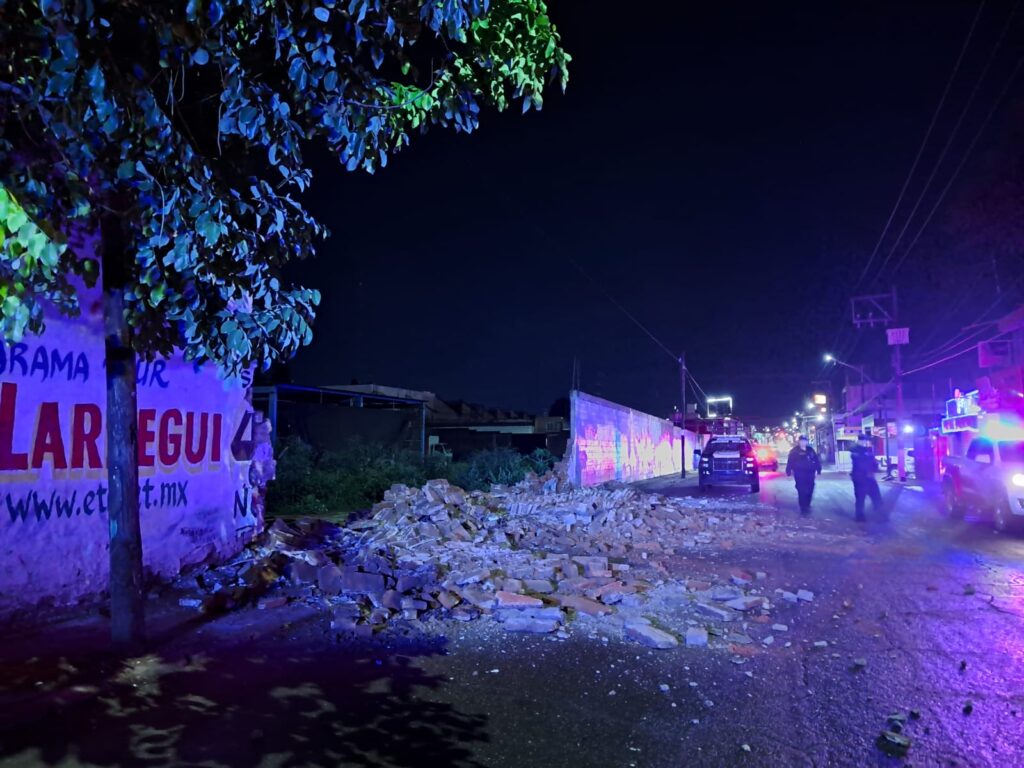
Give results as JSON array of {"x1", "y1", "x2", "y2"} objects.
[
  {"x1": 942, "y1": 434, "x2": 1024, "y2": 532},
  {"x1": 753, "y1": 444, "x2": 779, "y2": 471},
  {"x1": 697, "y1": 435, "x2": 760, "y2": 493}
]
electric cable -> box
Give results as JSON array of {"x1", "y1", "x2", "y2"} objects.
[
  {"x1": 886, "y1": 53, "x2": 1024, "y2": 278},
  {"x1": 854, "y1": 0, "x2": 987, "y2": 288},
  {"x1": 820, "y1": 1, "x2": 986, "y2": 375},
  {"x1": 902, "y1": 331, "x2": 1008, "y2": 376},
  {"x1": 875, "y1": 0, "x2": 1020, "y2": 281}
]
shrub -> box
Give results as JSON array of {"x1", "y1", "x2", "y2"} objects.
[
  {"x1": 266, "y1": 438, "x2": 560, "y2": 518},
  {"x1": 450, "y1": 447, "x2": 556, "y2": 492},
  {"x1": 267, "y1": 437, "x2": 428, "y2": 520}
]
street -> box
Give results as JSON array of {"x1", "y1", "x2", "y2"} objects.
[{"x1": 2, "y1": 471, "x2": 1023, "y2": 768}]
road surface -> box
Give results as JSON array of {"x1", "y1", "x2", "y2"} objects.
[{"x1": 2, "y1": 471, "x2": 1023, "y2": 767}]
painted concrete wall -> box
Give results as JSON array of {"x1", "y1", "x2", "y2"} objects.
[
  {"x1": 568, "y1": 390, "x2": 692, "y2": 486},
  {"x1": 0, "y1": 278, "x2": 271, "y2": 613}
]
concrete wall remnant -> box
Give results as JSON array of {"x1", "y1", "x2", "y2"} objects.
[
  {"x1": 568, "y1": 390, "x2": 690, "y2": 486},
  {"x1": 0, "y1": 277, "x2": 271, "y2": 613}
]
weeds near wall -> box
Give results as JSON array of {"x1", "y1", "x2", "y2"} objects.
[{"x1": 267, "y1": 438, "x2": 557, "y2": 520}]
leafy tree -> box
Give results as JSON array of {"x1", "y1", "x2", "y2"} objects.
[{"x1": 0, "y1": 0, "x2": 568, "y2": 647}]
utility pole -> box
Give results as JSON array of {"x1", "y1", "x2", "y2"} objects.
[
  {"x1": 851, "y1": 288, "x2": 909, "y2": 482},
  {"x1": 888, "y1": 288, "x2": 908, "y2": 482},
  {"x1": 679, "y1": 352, "x2": 687, "y2": 478}
]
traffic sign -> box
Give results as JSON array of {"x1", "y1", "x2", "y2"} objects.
[{"x1": 886, "y1": 327, "x2": 910, "y2": 346}]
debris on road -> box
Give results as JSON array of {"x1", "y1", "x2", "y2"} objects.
[
  {"x1": 171, "y1": 468, "x2": 820, "y2": 651},
  {"x1": 877, "y1": 730, "x2": 911, "y2": 757}
]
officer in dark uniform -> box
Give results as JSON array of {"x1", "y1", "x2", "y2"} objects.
[
  {"x1": 850, "y1": 432, "x2": 882, "y2": 522},
  {"x1": 786, "y1": 435, "x2": 822, "y2": 514}
]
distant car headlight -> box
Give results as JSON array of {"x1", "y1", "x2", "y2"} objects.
[{"x1": 1012, "y1": 473, "x2": 1024, "y2": 489}]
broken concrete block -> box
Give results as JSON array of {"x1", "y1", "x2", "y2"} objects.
[
  {"x1": 730, "y1": 571, "x2": 753, "y2": 587},
  {"x1": 287, "y1": 559, "x2": 319, "y2": 585},
  {"x1": 625, "y1": 623, "x2": 679, "y2": 649},
  {"x1": 438, "y1": 591, "x2": 461, "y2": 610},
  {"x1": 695, "y1": 603, "x2": 732, "y2": 621},
  {"x1": 556, "y1": 595, "x2": 613, "y2": 617},
  {"x1": 710, "y1": 586, "x2": 743, "y2": 602},
  {"x1": 457, "y1": 586, "x2": 496, "y2": 610},
  {"x1": 797, "y1": 589, "x2": 814, "y2": 602},
  {"x1": 522, "y1": 579, "x2": 555, "y2": 594},
  {"x1": 501, "y1": 578, "x2": 524, "y2": 593},
  {"x1": 317, "y1": 564, "x2": 343, "y2": 595},
  {"x1": 503, "y1": 616, "x2": 559, "y2": 633},
  {"x1": 725, "y1": 596, "x2": 763, "y2": 612},
  {"x1": 495, "y1": 591, "x2": 544, "y2": 609},
  {"x1": 685, "y1": 627, "x2": 709, "y2": 647},
  {"x1": 339, "y1": 568, "x2": 385, "y2": 598},
  {"x1": 395, "y1": 574, "x2": 428, "y2": 593},
  {"x1": 572, "y1": 555, "x2": 611, "y2": 578}
]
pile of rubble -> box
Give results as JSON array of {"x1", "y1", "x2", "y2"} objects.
[{"x1": 178, "y1": 470, "x2": 817, "y2": 651}]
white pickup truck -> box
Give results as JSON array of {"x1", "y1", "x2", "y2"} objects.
[{"x1": 942, "y1": 435, "x2": 1024, "y2": 532}]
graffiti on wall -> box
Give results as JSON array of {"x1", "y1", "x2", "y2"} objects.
[
  {"x1": 0, "y1": 277, "x2": 270, "y2": 612},
  {"x1": 569, "y1": 390, "x2": 684, "y2": 486}
]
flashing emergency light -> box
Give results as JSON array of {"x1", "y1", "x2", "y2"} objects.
[
  {"x1": 903, "y1": 424, "x2": 915, "y2": 435},
  {"x1": 980, "y1": 414, "x2": 1024, "y2": 442},
  {"x1": 824, "y1": 353, "x2": 834, "y2": 362},
  {"x1": 1012, "y1": 473, "x2": 1024, "y2": 489}
]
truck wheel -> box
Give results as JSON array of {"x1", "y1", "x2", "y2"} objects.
[
  {"x1": 994, "y1": 499, "x2": 1021, "y2": 534},
  {"x1": 699, "y1": 481, "x2": 709, "y2": 493},
  {"x1": 750, "y1": 479, "x2": 760, "y2": 493},
  {"x1": 943, "y1": 482, "x2": 965, "y2": 520}
]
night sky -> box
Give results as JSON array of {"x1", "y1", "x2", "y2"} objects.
[{"x1": 291, "y1": 0, "x2": 1024, "y2": 422}]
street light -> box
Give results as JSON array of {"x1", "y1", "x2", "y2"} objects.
[{"x1": 823, "y1": 353, "x2": 873, "y2": 383}]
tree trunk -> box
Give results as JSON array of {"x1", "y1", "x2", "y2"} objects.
[{"x1": 101, "y1": 217, "x2": 145, "y2": 651}]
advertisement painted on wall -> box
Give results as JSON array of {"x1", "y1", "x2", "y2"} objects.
[
  {"x1": 569, "y1": 390, "x2": 685, "y2": 486},
  {"x1": 0, "y1": 281, "x2": 268, "y2": 611}
]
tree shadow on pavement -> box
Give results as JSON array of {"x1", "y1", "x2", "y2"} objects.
[{"x1": 0, "y1": 632, "x2": 488, "y2": 768}]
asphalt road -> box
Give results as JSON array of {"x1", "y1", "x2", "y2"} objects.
[{"x1": 2, "y1": 471, "x2": 1023, "y2": 768}]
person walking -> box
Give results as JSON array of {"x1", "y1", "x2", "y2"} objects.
[
  {"x1": 786, "y1": 435, "x2": 822, "y2": 514},
  {"x1": 850, "y1": 433, "x2": 883, "y2": 522}
]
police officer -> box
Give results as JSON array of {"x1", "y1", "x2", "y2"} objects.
[
  {"x1": 786, "y1": 435, "x2": 822, "y2": 514},
  {"x1": 850, "y1": 433, "x2": 882, "y2": 522}
]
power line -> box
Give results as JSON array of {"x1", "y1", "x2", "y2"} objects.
[
  {"x1": 902, "y1": 331, "x2": 1007, "y2": 376},
  {"x1": 876, "y1": 0, "x2": 1020, "y2": 281},
  {"x1": 886, "y1": 53, "x2": 1024, "y2": 278},
  {"x1": 688, "y1": 372, "x2": 709, "y2": 402},
  {"x1": 854, "y1": 0, "x2": 986, "y2": 288},
  {"x1": 907, "y1": 270, "x2": 1024, "y2": 362},
  {"x1": 821, "y1": 2, "x2": 986, "y2": 378},
  {"x1": 561, "y1": 251, "x2": 679, "y2": 362}
]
